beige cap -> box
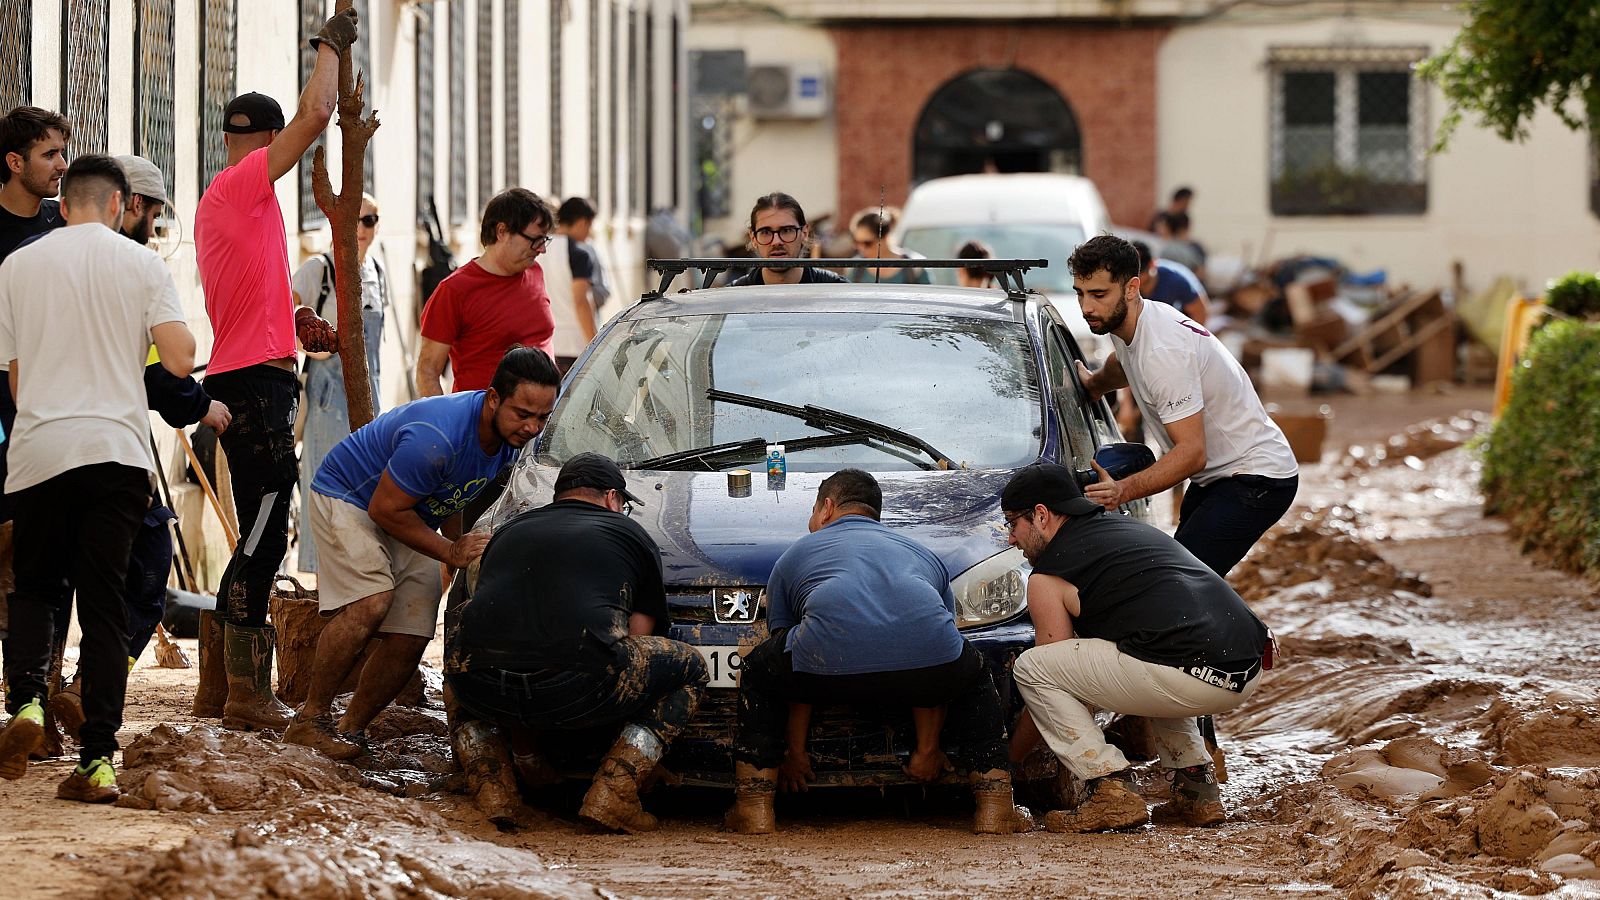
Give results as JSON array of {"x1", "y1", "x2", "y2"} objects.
[{"x1": 113, "y1": 155, "x2": 168, "y2": 206}]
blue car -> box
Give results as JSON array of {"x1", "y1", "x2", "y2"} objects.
[{"x1": 466, "y1": 264, "x2": 1150, "y2": 786}]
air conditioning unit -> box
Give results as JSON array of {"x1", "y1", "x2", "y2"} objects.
[{"x1": 746, "y1": 62, "x2": 828, "y2": 120}]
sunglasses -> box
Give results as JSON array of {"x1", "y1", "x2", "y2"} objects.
[{"x1": 358, "y1": 214, "x2": 379, "y2": 228}]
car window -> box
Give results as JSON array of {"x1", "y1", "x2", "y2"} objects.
[
  {"x1": 900, "y1": 224, "x2": 1087, "y2": 292},
  {"x1": 545, "y1": 312, "x2": 1042, "y2": 471},
  {"x1": 1042, "y1": 324, "x2": 1098, "y2": 471}
]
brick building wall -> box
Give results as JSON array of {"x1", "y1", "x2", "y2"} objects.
[{"x1": 831, "y1": 23, "x2": 1167, "y2": 229}]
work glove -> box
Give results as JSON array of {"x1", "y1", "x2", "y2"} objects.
[{"x1": 308, "y1": 7, "x2": 359, "y2": 57}]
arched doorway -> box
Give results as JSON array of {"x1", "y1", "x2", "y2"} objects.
[{"x1": 912, "y1": 69, "x2": 1082, "y2": 185}]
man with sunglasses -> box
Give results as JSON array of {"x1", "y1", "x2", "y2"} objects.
[
  {"x1": 418, "y1": 188, "x2": 557, "y2": 396},
  {"x1": 442, "y1": 452, "x2": 708, "y2": 833},
  {"x1": 284, "y1": 347, "x2": 559, "y2": 760},
  {"x1": 1000, "y1": 463, "x2": 1273, "y2": 833}
]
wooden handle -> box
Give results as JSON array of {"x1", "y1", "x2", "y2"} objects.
[{"x1": 174, "y1": 428, "x2": 238, "y2": 551}]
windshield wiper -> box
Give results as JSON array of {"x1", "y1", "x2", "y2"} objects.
[
  {"x1": 706, "y1": 389, "x2": 955, "y2": 470},
  {"x1": 637, "y1": 432, "x2": 900, "y2": 471}
]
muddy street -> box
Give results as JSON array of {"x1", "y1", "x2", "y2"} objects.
[{"x1": 6, "y1": 387, "x2": 1600, "y2": 899}]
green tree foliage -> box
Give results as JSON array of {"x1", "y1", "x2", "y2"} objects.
[
  {"x1": 1417, "y1": 0, "x2": 1600, "y2": 149},
  {"x1": 1481, "y1": 320, "x2": 1600, "y2": 577},
  {"x1": 1544, "y1": 271, "x2": 1600, "y2": 321}
]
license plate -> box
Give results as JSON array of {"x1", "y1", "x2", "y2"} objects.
[{"x1": 695, "y1": 645, "x2": 744, "y2": 689}]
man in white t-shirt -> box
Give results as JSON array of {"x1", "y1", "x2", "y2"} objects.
[
  {"x1": 1070, "y1": 234, "x2": 1297, "y2": 577},
  {"x1": 0, "y1": 154, "x2": 195, "y2": 804},
  {"x1": 544, "y1": 196, "x2": 605, "y2": 372}
]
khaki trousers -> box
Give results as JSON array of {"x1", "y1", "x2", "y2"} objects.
[{"x1": 1013, "y1": 638, "x2": 1260, "y2": 780}]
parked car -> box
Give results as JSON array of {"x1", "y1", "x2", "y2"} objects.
[
  {"x1": 896, "y1": 173, "x2": 1115, "y2": 364},
  {"x1": 460, "y1": 261, "x2": 1151, "y2": 786}
]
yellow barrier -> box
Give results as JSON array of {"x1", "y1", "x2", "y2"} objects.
[{"x1": 1493, "y1": 296, "x2": 1547, "y2": 417}]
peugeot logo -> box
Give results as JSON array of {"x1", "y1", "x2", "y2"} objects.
[{"x1": 713, "y1": 587, "x2": 762, "y2": 624}]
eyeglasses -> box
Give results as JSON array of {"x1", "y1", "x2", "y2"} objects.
[
  {"x1": 752, "y1": 225, "x2": 802, "y2": 245},
  {"x1": 609, "y1": 489, "x2": 635, "y2": 517},
  {"x1": 519, "y1": 230, "x2": 551, "y2": 251},
  {"x1": 1003, "y1": 511, "x2": 1029, "y2": 534},
  {"x1": 357, "y1": 214, "x2": 379, "y2": 228}
]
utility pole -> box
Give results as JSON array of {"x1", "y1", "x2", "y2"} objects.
[{"x1": 310, "y1": 0, "x2": 380, "y2": 429}]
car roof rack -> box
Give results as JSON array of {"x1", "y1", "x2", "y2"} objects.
[{"x1": 642, "y1": 258, "x2": 1048, "y2": 301}]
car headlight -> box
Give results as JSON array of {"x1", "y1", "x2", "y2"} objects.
[{"x1": 951, "y1": 548, "x2": 1031, "y2": 628}]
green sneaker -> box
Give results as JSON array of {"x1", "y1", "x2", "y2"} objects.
[
  {"x1": 0, "y1": 699, "x2": 46, "y2": 780},
  {"x1": 57, "y1": 756, "x2": 120, "y2": 804}
]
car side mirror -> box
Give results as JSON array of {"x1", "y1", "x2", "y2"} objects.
[{"x1": 1075, "y1": 442, "x2": 1156, "y2": 487}]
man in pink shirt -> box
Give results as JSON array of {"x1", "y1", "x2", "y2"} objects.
[
  {"x1": 416, "y1": 188, "x2": 557, "y2": 395},
  {"x1": 191, "y1": 8, "x2": 354, "y2": 731}
]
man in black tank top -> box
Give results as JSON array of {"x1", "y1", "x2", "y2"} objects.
[{"x1": 1000, "y1": 464, "x2": 1273, "y2": 833}]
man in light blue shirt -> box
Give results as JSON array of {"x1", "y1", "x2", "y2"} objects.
[{"x1": 724, "y1": 469, "x2": 1028, "y2": 836}]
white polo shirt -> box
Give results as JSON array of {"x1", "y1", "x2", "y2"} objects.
[{"x1": 1111, "y1": 299, "x2": 1298, "y2": 486}]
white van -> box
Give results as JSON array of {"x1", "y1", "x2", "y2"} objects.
[{"x1": 897, "y1": 174, "x2": 1114, "y2": 362}]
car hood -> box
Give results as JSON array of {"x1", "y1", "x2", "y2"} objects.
[{"x1": 492, "y1": 460, "x2": 1014, "y2": 586}]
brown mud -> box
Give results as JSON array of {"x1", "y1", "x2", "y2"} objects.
[{"x1": 8, "y1": 387, "x2": 1600, "y2": 898}]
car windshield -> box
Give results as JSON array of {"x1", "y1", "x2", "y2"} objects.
[
  {"x1": 544, "y1": 312, "x2": 1042, "y2": 472},
  {"x1": 900, "y1": 224, "x2": 1087, "y2": 293}
]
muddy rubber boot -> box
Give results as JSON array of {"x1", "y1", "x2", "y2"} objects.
[
  {"x1": 723, "y1": 761, "x2": 777, "y2": 834},
  {"x1": 191, "y1": 610, "x2": 227, "y2": 719},
  {"x1": 49, "y1": 675, "x2": 85, "y2": 743},
  {"x1": 452, "y1": 720, "x2": 528, "y2": 829},
  {"x1": 970, "y1": 768, "x2": 1034, "y2": 834},
  {"x1": 1152, "y1": 763, "x2": 1226, "y2": 827},
  {"x1": 221, "y1": 624, "x2": 294, "y2": 731},
  {"x1": 1042, "y1": 770, "x2": 1149, "y2": 833},
  {"x1": 579, "y1": 727, "x2": 662, "y2": 834},
  {"x1": 0, "y1": 698, "x2": 45, "y2": 780}
]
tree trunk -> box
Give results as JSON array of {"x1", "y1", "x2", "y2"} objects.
[{"x1": 310, "y1": 0, "x2": 381, "y2": 431}]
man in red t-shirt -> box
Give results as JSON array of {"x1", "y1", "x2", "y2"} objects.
[
  {"x1": 416, "y1": 189, "x2": 556, "y2": 395},
  {"x1": 190, "y1": 9, "x2": 354, "y2": 732}
]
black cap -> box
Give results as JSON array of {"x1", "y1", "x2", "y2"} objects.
[
  {"x1": 221, "y1": 93, "x2": 286, "y2": 134},
  {"x1": 554, "y1": 453, "x2": 643, "y2": 506},
  {"x1": 1001, "y1": 463, "x2": 1102, "y2": 517}
]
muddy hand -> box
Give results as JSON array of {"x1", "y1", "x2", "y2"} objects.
[
  {"x1": 296, "y1": 309, "x2": 339, "y2": 353},
  {"x1": 445, "y1": 531, "x2": 491, "y2": 570},
  {"x1": 778, "y1": 748, "x2": 814, "y2": 793},
  {"x1": 904, "y1": 748, "x2": 953, "y2": 783},
  {"x1": 309, "y1": 7, "x2": 359, "y2": 56},
  {"x1": 1075, "y1": 360, "x2": 1103, "y2": 401},
  {"x1": 1084, "y1": 460, "x2": 1122, "y2": 511}
]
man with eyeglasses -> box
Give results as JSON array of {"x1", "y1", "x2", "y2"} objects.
[
  {"x1": 284, "y1": 347, "x2": 559, "y2": 760},
  {"x1": 441, "y1": 451, "x2": 708, "y2": 833},
  {"x1": 728, "y1": 192, "x2": 847, "y2": 287},
  {"x1": 418, "y1": 188, "x2": 558, "y2": 396},
  {"x1": 999, "y1": 463, "x2": 1273, "y2": 833}
]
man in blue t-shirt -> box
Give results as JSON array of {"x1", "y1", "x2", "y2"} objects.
[
  {"x1": 724, "y1": 469, "x2": 1028, "y2": 836},
  {"x1": 284, "y1": 347, "x2": 559, "y2": 759}
]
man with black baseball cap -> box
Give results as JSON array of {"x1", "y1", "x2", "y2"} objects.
[
  {"x1": 190, "y1": 7, "x2": 356, "y2": 731},
  {"x1": 1000, "y1": 463, "x2": 1274, "y2": 833},
  {"x1": 442, "y1": 451, "x2": 707, "y2": 833}
]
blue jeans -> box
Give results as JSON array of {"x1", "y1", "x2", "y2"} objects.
[
  {"x1": 447, "y1": 635, "x2": 708, "y2": 746},
  {"x1": 1173, "y1": 473, "x2": 1299, "y2": 577}
]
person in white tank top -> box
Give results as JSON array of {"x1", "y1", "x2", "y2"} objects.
[{"x1": 1067, "y1": 235, "x2": 1298, "y2": 577}]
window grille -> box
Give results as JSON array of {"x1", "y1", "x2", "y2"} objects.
[
  {"x1": 609, "y1": 2, "x2": 620, "y2": 215},
  {"x1": 298, "y1": 0, "x2": 328, "y2": 230},
  {"x1": 62, "y1": 0, "x2": 110, "y2": 157},
  {"x1": 416, "y1": 4, "x2": 435, "y2": 224},
  {"x1": 198, "y1": 0, "x2": 236, "y2": 194},
  {"x1": 504, "y1": 0, "x2": 519, "y2": 187},
  {"x1": 550, "y1": 0, "x2": 563, "y2": 197},
  {"x1": 354, "y1": 0, "x2": 372, "y2": 194},
  {"x1": 588, "y1": 0, "x2": 600, "y2": 205},
  {"x1": 0, "y1": 2, "x2": 30, "y2": 114},
  {"x1": 476, "y1": 0, "x2": 493, "y2": 207},
  {"x1": 135, "y1": 0, "x2": 176, "y2": 201},
  {"x1": 670, "y1": 14, "x2": 681, "y2": 209},
  {"x1": 642, "y1": 8, "x2": 652, "y2": 211},
  {"x1": 1269, "y1": 46, "x2": 1427, "y2": 216},
  {"x1": 449, "y1": 0, "x2": 467, "y2": 224},
  {"x1": 629, "y1": 7, "x2": 641, "y2": 214}
]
